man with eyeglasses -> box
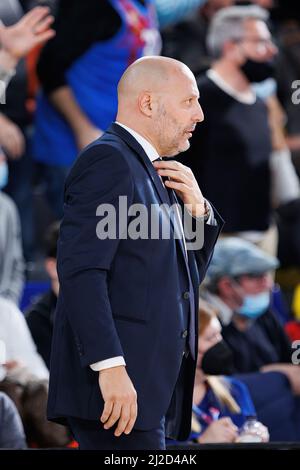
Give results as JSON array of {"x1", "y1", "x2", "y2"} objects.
[{"x1": 179, "y1": 5, "x2": 280, "y2": 256}]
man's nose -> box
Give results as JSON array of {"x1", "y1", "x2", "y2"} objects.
[
  {"x1": 194, "y1": 102, "x2": 204, "y2": 123},
  {"x1": 261, "y1": 41, "x2": 278, "y2": 60}
]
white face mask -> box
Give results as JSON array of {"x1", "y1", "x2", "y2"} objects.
[{"x1": 0, "y1": 160, "x2": 8, "y2": 190}]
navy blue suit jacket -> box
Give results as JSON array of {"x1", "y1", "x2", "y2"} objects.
[{"x1": 47, "y1": 123, "x2": 223, "y2": 440}]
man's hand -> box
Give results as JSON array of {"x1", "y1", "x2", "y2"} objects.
[
  {"x1": 0, "y1": 114, "x2": 25, "y2": 159},
  {"x1": 153, "y1": 160, "x2": 206, "y2": 217},
  {"x1": 99, "y1": 365, "x2": 138, "y2": 437},
  {"x1": 0, "y1": 7, "x2": 55, "y2": 61}
]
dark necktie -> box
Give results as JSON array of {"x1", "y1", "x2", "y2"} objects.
[{"x1": 152, "y1": 157, "x2": 196, "y2": 359}]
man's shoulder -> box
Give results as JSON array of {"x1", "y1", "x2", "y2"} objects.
[{"x1": 66, "y1": 135, "x2": 132, "y2": 188}]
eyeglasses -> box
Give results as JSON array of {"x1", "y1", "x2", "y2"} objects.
[{"x1": 237, "y1": 36, "x2": 275, "y2": 47}]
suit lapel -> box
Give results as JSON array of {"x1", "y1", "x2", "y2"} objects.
[
  {"x1": 106, "y1": 123, "x2": 170, "y2": 207},
  {"x1": 106, "y1": 123, "x2": 192, "y2": 278}
]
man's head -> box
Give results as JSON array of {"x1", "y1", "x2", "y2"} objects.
[
  {"x1": 116, "y1": 56, "x2": 204, "y2": 157},
  {"x1": 206, "y1": 237, "x2": 279, "y2": 318},
  {"x1": 207, "y1": 5, "x2": 277, "y2": 80}
]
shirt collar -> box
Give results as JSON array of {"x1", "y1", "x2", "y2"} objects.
[
  {"x1": 115, "y1": 121, "x2": 160, "y2": 163},
  {"x1": 207, "y1": 69, "x2": 256, "y2": 105}
]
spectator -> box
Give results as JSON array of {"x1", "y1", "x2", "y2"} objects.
[
  {"x1": 0, "y1": 295, "x2": 49, "y2": 383},
  {"x1": 0, "y1": 5, "x2": 54, "y2": 91},
  {"x1": 33, "y1": 0, "x2": 161, "y2": 218},
  {"x1": 0, "y1": 2, "x2": 55, "y2": 261},
  {"x1": 0, "y1": 151, "x2": 25, "y2": 305},
  {"x1": 190, "y1": 300, "x2": 269, "y2": 443},
  {"x1": 178, "y1": 5, "x2": 279, "y2": 254},
  {"x1": 0, "y1": 392, "x2": 27, "y2": 448},
  {"x1": 26, "y1": 221, "x2": 59, "y2": 368},
  {"x1": 162, "y1": 0, "x2": 234, "y2": 75},
  {"x1": 203, "y1": 237, "x2": 300, "y2": 395}
]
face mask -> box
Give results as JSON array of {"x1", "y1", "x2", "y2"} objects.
[
  {"x1": 201, "y1": 340, "x2": 235, "y2": 376},
  {"x1": 0, "y1": 160, "x2": 8, "y2": 190},
  {"x1": 240, "y1": 58, "x2": 276, "y2": 83},
  {"x1": 237, "y1": 291, "x2": 270, "y2": 319}
]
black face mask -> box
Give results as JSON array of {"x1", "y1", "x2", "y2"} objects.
[
  {"x1": 240, "y1": 58, "x2": 276, "y2": 83},
  {"x1": 201, "y1": 340, "x2": 235, "y2": 376}
]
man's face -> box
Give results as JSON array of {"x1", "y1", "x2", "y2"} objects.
[
  {"x1": 237, "y1": 272, "x2": 273, "y2": 295},
  {"x1": 218, "y1": 271, "x2": 273, "y2": 309},
  {"x1": 238, "y1": 19, "x2": 277, "y2": 63},
  {"x1": 153, "y1": 71, "x2": 204, "y2": 157}
]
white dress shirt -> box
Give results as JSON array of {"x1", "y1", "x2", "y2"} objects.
[{"x1": 90, "y1": 121, "x2": 215, "y2": 372}]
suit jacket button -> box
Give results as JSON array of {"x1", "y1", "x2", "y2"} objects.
[
  {"x1": 183, "y1": 291, "x2": 190, "y2": 300},
  {"x1": 181, "y1": 329, "x2": 188, "y2": 339}
]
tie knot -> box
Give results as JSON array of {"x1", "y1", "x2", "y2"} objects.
[{"x1": 153, "y1": 157, "x2": 162, "y2": 163}]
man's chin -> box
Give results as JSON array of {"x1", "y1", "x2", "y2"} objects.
[
  {"x1": 179, "y1": 140, "x2": 191, "y2": 154},
  {"x1": 164, "y1": 140, "x2": 190, "y2": 157}
]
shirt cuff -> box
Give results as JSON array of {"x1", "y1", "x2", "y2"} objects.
[
  {"x1": 90, "y1": 356, "x2": 126, "y2": 372},
  {"x1": 203, "y1": 199, "x2": 217, "y2": 226}
]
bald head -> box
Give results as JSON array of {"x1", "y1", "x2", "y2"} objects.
[
  {"x1": 116, "y1": 56, "x2": 203, "y2": 157},
  {"x1": 117, "y1": 56, "x2": 194, "y2": 102}
]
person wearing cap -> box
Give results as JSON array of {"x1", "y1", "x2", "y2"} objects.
[{"x1": 202, "y1": 237, "x2": 300, "y2": 395}]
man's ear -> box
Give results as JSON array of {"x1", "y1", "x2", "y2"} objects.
[{"x1": 138, "y1": 91, "x2": 153, "y2": 117}]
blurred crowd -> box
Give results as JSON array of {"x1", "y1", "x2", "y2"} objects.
[{"x1": 0, "y1": 0, "x2": 300, "y2": 448}]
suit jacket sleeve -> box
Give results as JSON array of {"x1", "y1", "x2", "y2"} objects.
[
  {"x1": 57, "y1": 143, "x2": 134, "y2": 368},
  {"x1": 183, "y1": 202, "x2": 224, "y2": 283}
]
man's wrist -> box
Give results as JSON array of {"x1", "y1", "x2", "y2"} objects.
[
  {"x1": 192, "y1": 200, "x2": 210, "y2": 219},
  {"x1": 99, "y1": 364, "x2": 125, "y2": 375}
]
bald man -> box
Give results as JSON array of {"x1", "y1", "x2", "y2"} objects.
[{"x1": 47, "y1": 57, "x2": 224, "y2": 450}]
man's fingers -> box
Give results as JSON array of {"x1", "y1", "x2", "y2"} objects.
[
  {"x1": 33, "y1": 29, "x2": 56, "y2": 46},
  {"x1": 32, "y1": 15, "x2": 55, "y2": 35},
  {"x1": 100, "y1": 400, "x2": 113, "y2": 423},
  {"x1": 103, "y1": 402, "x2": 122, "y2": 430},
  {"x1": 157, "y1": 169, "x2": 192, "y2": 184},
  {"x1": 153, "y1": 160, "x2": 183, "y2": 170},
  {"x1": 114, "y1": 404, "x2": 131, "y2": 437},
  {"x1": 165, "y1": 180, "x2": 192, "y2": 193},
  {"x1": 124, "y1": 402, "x2": 138, "y2": 435},
  {"x1": 22, "y1": 7, "x2": 51, "y2": 28}
]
